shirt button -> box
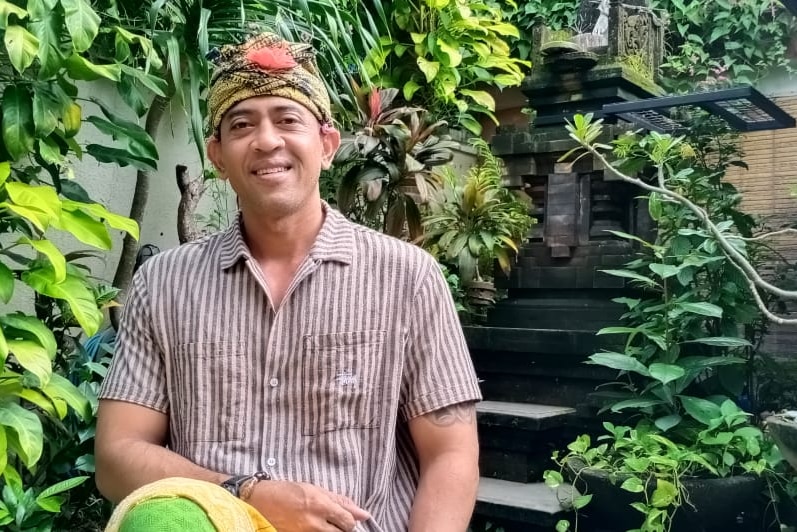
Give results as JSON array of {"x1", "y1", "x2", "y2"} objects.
[
  {"x1": 267, "y1": 457, "x2": 276, "y2": 467},
  {"x1": 269, "y1": 378, "x2": 279, "y2": 387}
]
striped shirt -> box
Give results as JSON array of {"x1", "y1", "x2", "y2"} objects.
[{"x1": 100, "y1": 203, "x2": 482, "y2": 531}]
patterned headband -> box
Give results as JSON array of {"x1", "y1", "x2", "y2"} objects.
[{"x1": 206, "y1": 32, "x2": 332, "y2": 134}]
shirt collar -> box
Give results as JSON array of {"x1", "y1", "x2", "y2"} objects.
[{"x1": 219, "y1": 201, "x2": 354, "y2": 270}]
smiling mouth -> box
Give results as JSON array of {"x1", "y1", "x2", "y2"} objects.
[{"x1": 253, "y1": 166, "x2": 290, "y2": 176}]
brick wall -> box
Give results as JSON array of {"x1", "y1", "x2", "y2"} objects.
[{"x1": 725, "y1": 95, "x2": 797, "y2": 356}]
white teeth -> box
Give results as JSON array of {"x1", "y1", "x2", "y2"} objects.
[{"x1": 254, "y1": 167, "x2": 287, "y2": 175}]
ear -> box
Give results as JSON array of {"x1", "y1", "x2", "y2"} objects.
[
  {"x1": 206, "y1": 136, "x2": 226, "y2": 179},
  {"x1": 320, "y1": 127, "x2": 341, "y2": 170}
]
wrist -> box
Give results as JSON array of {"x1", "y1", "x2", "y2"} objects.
[{"x1": 220, "y1": 471, "x2": 271, "y2": 501}]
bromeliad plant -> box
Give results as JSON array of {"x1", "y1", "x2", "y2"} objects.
[
  {"x1": 335, "y1": 86, "x2": 458, "y2": 240},
  {"x1": 422, "y1": 138, "x2": 533, "y2": 284},
  {"x1": 543, "y1": 114, "x2": 796, "y2": 531}
]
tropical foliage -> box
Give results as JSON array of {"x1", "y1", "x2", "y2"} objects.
[
  {"x1": 422, "y1": 138, "x2": 533, "y2": 283},
  {"x1": 495, "y1": 0, "x2": 796, "y2": 90},
  {"x1": 541, "y1": 113, "x2": 795, "y2": 532},
  {"x1": 0, "y1": 1, "x2": 141, "y2": 529},
  {"x1": 363, "y1": 0, "x2": 530, "y2": 135},
  {"x1": 336, "y1": 86, "x2": 458, "y2": 240}
]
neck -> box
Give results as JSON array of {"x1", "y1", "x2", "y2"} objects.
[{"x1": 239, "y1": 201, "x2": 325, "y2": 263}]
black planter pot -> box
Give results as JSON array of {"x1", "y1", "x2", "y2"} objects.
[{"x1": 568, "y1": 460, "x2": 766, "y2": 532}]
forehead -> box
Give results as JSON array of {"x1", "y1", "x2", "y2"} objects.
[{"x1": 222, "y1": 96, "x2": 313, "y2": 121}]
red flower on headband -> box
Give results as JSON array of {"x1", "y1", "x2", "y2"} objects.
[{"x1": 246, "y1": 45, "x2": 297, "y2": 71}]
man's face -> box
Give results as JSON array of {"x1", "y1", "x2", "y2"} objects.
[{"x1": 207, "y1": 95, "x2": 340, "y2": 220}]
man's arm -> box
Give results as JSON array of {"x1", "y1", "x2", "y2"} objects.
[
  {"x1": 95, "y1": 399, "x2": 227, "y2": 502},
  {"x1": 95, "y1": 399, "x2": 370, "y2": 531},
  {"x1": 407, "y1": 401, "x2": 479, "y2": 532}
]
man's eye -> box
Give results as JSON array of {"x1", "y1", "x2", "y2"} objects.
[{"x1": 231, "y1": 121, "x2": 250, "y2": 129}]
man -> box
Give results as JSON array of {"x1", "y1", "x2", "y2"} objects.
[{"x1": 95, "y1": 32, "x2": 482, "y2": 532}]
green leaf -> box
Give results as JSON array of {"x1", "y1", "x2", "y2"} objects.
[
  {"x1": 0, "y1": 262, "x2": 14, "y2": 304},
  {"x1": 588, "y1": 352, "x2": 650, "y2": 376},
  {"x1": 65, "y1": 53, "x2": 121, "y2": 81},
  {"x1": 2, "y1": 85, "x2": 35, "y2": 161},
  {"x1": 22, "y1": 267, "x2": 101, "y2": 335},
  {"x1": 1, "y1": 313, "x2": 56, "y2": 359},
  {"x1": 403, "y1": 79, "x2": 421, "y2": 102},
  {"x1": 0, "y1": 202, "x2": 49, "y2": 232},
  {"x1": 649, "y1": 363, "x2": 685, "y2": 385},
  {"x1": 5, "y1": 182, "x2": 61, "y2": 222},
  {"x1": 0, "y1": 161, "x2": 8, "y2": 185},
  {"x1": 651, "y1": 479, "x2": 677, "y2": 508},
  {"x1": 41, "y1": 373, "x2": 90, "y2": 421},
  {"x1": 17, "y1": 387, "x2": 60, "y2": 417},
  {"x1": 680, "y1": 395, "x2": 722, "y2": 425},
  {"x1": 0, "y1": 400, "x2": 43, "y2": 469},
  {"x1": 85, "y1": 144, "x2": 156, "y2": 171},
  {"x1": 649, "y1": 263, "x2": 680, "y2": 279},
  {"x1": 701, "y1": 431, "x2": 734, "y2": 445},
  {"x1": 37, "y1": 137, "x2": 61, "y2": 167},
  {"x1": 599, "y1": 269, "x2": 657, "y2": 286},
  {"x1": 572, "y1": 493, "x2": 592, "y2": 510},
  {"x1": 417, "y1": 57, "x2": 440, "y2": 82},
  {"x1": 38, "y1": 474, "x2": 87, "y2": 500},
  {"x1": 4, "y1": 24, "x2": 40, "y2": 74},
  {"x1": 36, "y1": 494, "x2": 64, "y2": 513},
  {"x1": 678, "y1": 301, "x2": 723, "y2": 318},
  {"x1": 610, "y1": 398, "x2": 665, "y2": 412},
  {"x1": 19, "y1": 237, "x2": 65, "y2": 282},
  {"x1": 682, "y1": 337, "x2": 750, "y2": 347},
  {"x1": 460, "y1": 89, "x2": 495, "y2": 111},
  {"x1": 52, "y1": 207, "x2": 111, "y2": 249},
  {"x1": 654, "y1": 414, "x2": 682, "y2": 432},
  {"x1": 86, "y1": 115, "x2": 157, "y2": 161},
  {"x1": 120, "y1": 65, "x2": 167, "y2": 97},
  {"x1": 32, "y1": 91, "x2": 60, "y2": 138},
  {"x1": 437, "y1": 39, "x2": 462, "y2": 67},
  {"x1": 0, "y1": 1, "x2": 28, "y2": 26},
  {"x1": 621, "y1": 477, "x2": 645, "y2": 493},
  {"x1": 0, "y1": 426, "x2": 6, "y2": 475},
  {"x1": 62, "y1": 199, "x2": 139, "y2": 239},
  {"x1": 60, "y1": 0, "x2": 99, "y2": 52},
  {"x1": 28, "y1": 7, "x2": 64, "y2": 78},
  {"x1": 6, "y1": 339, "x2": 51, "y2": 385}
]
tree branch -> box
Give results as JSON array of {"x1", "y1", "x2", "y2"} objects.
[{"x1": 572, "y1": 135, "x2": 797, "y2": 324}]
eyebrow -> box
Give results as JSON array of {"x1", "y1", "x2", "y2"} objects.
[{"x1": 223, "y1": 103, "x2": 307, "y2": 126}]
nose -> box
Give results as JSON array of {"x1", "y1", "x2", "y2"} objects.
[{"x1": 251, "y1": 121, "x2": 284, "y2": 152}]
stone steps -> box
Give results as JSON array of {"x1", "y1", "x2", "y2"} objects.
[
  {"x1": 475, "y1": 477, "x2": 569, "y2": 530},
  {"x1": 477, "y1": 400, "x2": 576, "y2": 431}
]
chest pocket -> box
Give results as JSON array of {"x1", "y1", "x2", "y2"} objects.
[
  {"x1": 301, "y1": 330, "x2": 386, "y2": 436},
  {"x1": 172, "y1": 342, "x2": 246, "y2": 443}
]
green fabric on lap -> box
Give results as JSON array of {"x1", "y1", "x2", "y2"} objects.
[{"x1": 118, "y1": 497, "x2": 217, "y2": 532}]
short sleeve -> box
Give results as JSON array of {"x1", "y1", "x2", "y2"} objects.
[
  {"x1": 399, "y1": 261, "x2": 482, "y2": 420},
  {"x1": 99, "y1": 267, "x2": 168, "y2": 413}
]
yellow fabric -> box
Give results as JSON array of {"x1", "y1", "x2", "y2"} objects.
[
  {"x1": 207, "y1": 32, "x2": 332, "y2": 133},
  {"x1": 105, "y1": 477, "x2": 277, "y2": 532}
]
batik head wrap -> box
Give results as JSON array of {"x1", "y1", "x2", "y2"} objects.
[{"x1": 207, "y1": 32, "x2": 332, "y2": 134}]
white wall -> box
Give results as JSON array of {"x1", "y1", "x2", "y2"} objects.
[{"x1": 63, "y1": 83, "x2": 226, "y2": 284}]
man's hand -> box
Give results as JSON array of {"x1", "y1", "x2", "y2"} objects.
[{"x1": 248, "y1": 480, "x2": 370, "y2": 532}]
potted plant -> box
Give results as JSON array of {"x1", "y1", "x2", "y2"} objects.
[
  {"x1": 335, "y1": 85, "x2": 459, "y2": 240},
  {"x1": 543, "y1": 115, "x2": 797, "y2": 531},
  {"x1": 422, "y1": 138, "x2": 533, "y2": 316}
]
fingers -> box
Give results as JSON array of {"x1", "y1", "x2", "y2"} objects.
[
  {"x1": 331, "y1": 493, "x2": 371, "y2": 522},
  {"x1": 323, "y1": 502, "x2": 357, "y2": 531}
]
